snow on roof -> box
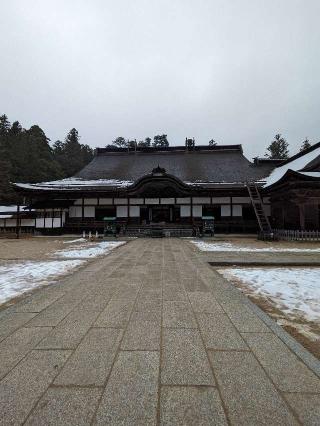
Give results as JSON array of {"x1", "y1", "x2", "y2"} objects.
[
  {"x1": 263, "y1": 145, "x2": 320, "y2": 187},
  {"x1": 298, "y1": 171, "x2": 320, "y2": 178},
  {"x1": 15, "y1": 178, "x2": 133, "y2": 191}
]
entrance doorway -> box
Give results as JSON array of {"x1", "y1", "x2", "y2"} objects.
[{"x1": 151, "y1": 206, "x2": 171, "y2": 223}]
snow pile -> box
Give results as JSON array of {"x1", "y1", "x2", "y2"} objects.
[
  {"x1": 219, "y1": 268, "x2": 320, "y2": 322},
  {"x1": 0, "y1": 260, "x2": 83, "y2": 305},
  {"x1": 191, "y1": 240, "x2": 320, "y2": 253},
  {"x1": 55, "y1": 240, "x2": 125, "y2": 259},
  {"x1": 63, "y1": 238, "x2": 86, "y2": 244}
]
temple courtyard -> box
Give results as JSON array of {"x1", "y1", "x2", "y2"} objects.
[{"x1": 0, "y1": 237, "x2": 320, "y2": 424}]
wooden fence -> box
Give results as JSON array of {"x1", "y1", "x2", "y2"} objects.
[{"x1": 272, "y1": 229, "x2": 320, "y2": 241}]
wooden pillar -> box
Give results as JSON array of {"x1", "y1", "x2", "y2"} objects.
[
  {"x1": 81, "y1": 198, "x2": 84, "y2": 220},
  {"x1": 16, "y1": 204, "x2": 20, "y2": 239},
  {"x1": 299, "y1": 204, "x2": 305, "y2": 230}
]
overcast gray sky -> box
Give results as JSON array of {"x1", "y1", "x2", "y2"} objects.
[{"x1": 1, "y1": 0, "x2": 320, "y2": 159}]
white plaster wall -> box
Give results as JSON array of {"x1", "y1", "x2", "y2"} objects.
[
  {"x1": 114, "y1": 198, "x2": 128, "y2": 205},
  {"x1": 20, "y1": 219, "x2": 35, "y2": 227},
  {"x1": 176, "y1": 197, "x2": 191, "y2": 204},
  {"x1": 160, "y1": 198, "x2": 175, "y2": 204},
  {"x1": 232, "y1": 197, "x2": 251, "y2": 204},
  {"x1": 84, "y1": 198, "x2": 98, "y2": 205},
  {"x1": 232, "y1": 205, "x2": 243, "y2": 217},
  {"x1": 84, "y1": 206, "x2": 95, "y2": 217},
  {"x1": 69, "y1": 206, "x2": 82, "y2": 218},
  {"x1": 192, "y1": 205, "x2": 202, "y2": 217},
  {"x1": 193, "y1": 197, "x2": 210, "y2": 204},
  {"x1": 129, "y1": 206, "x2": 140, "y2": 217},
  {"x1": 180, "y1": 205, "x2": 191, "y2": 217},
  {"x1": 145, "y1": 198, "x2": 159, "y2": 204},
  {"x1": 212, "y1": 197, "x2": 230, "y2": 204},
  {"x1": 36, "y1": 218, "x2": 46, "y2": 228},
  {"x1": 117, "y1": 206, "x2": 128, "y2": 217},
  {"x1": 129, "y1": 198, "x2": 144, "y2": 205},
  {"x1": 221, "y1": 205, "x2": 231, "y2": 216},
  {"x1": 99, "y1": 198, "x2": 113, "y2": 205}
]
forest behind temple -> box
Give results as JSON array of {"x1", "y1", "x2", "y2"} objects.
[{"x1": 0, "y1": 114, "x2": 94, "y2": 203}]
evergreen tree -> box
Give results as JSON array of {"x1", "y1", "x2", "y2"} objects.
[
  {"x1": 53, "y1": 128, "x2": 93, "y2": 177},
  {"x1": 137, "y1": 137, "x2": 151, "y2": 147},
  {"x1": 111, "y1": 136, "x2": 127, "y2": 148},
  {"x1": 153, "y1": 134, "x2": 169, "y2": 147},
  {"x1": 300, "y1": 138, "x2": 311, "y2": 152},
  {"x1": 265, "y1": 134, "x2": 289, "y2": 159},
  {"x1": 0, "y1": 114, "x2": 11, "y2": 135},
  {"x1": 0, "y1": 115, "x2": 14, "y2": 202},
  {"x1": 0, "y1": 115, "x2": 94, "y2": 203}
]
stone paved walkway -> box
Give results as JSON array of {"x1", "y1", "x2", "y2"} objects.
[{"x1": 0, "y1": 239, "x2": 320, "y2": 425}]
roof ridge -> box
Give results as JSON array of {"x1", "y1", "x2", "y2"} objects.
[{"x1": 95, "y1": 144, "x2": 243, "y2": 155}]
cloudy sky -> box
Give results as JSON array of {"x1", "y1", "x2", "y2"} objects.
[{"x1": 1, "y1": 0, "x2": 319, "y2": 158}]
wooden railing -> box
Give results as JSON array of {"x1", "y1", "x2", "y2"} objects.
[{"x1": 273, "y1": 229, "x2": 320, "y2": 241}]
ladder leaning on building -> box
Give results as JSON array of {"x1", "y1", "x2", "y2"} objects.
[{"x1": 246, "y1": 181, "x2": 272, "y2": 235}]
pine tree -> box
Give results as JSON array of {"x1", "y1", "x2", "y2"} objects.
[
  {"x1": 153, "y1": 134, "x2": 169, "y2": 147},
  {"x1": 53, "y1": 128, "x2": 93, "y2": 177},
  {"x1": 265, "y1": 134, "x2": 289, "y2": 159},
  {"x1": 111, "y1": 137, "x2": 127, "y2": 148},
  {"x1": 300, "y1": 138, "x2": 311, "y2": 152},
  {"x1": 0, "y1": 115, "x2": 14, "y2": 202}
]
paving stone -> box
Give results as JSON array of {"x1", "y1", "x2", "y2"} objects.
[
  {"x1": 197, "y1": 312, "x2": 248, "y2": 350},
  {"x1": 163, "y1": 286, "x2": 187, "y2": 301},
  {"x1": 188, "y1": 291, "x2": 224, "y2": 313},
  {"x1": 134, "y1": 299, "x2": 162, "y2": 313},
  {"x1": 13, "y1": 287, "x2": 65, "y2": 313},
  {"x1": 162, "y1": 328, "x2": 214, "y2": 385},
  {"x1": 112, "y1": 284, "x2": 140, "y2": 300},
  {"x1": 220, "y1": 301, "x2": 271, "y2": 332},
  {"x1": 0, "y1": 326, "x2": 52, "y2": 380},
  {"x1": 27, "y1": 301, "x2": 77, "y2": 327},
  {"x1": 182, "y1": 278, "x2": 208, "y2": 292},
  {"x1": 137, "y1": 289, "x2": 162, "y2": 301},
  {"x1": 95, "y1": 299, "x2": 134, "y2": 328},
  {"x1": 160, "y1": 386, "x2": 227, "y2": 425},
  {"x1": 209, "y1": 351, "x2": 298, "y2": 425},
  {"x1": 121, "y1": 311, "x2": 161, "y2": 350},
  {"x1": 54, "y1": 328, "x2": 122, "y2": 386},
  {"x1": 76, "y1": 292, "x2": 112, "y2": 311},
  {"x1": 284, "y1": 393, "x2": 320, "y2": 425},
  {"x1": 243, "y1": 332, "x2": 320, "y2": 392},
  {"x1": 0, "y1": 349, "x2": 71, "y2": 425},
  {"x1": 94, "y1": 351, "x2": 159, "y2": 425},
  {"x1": 163, "y1": 301, "x2": 197, "y2": 328},
  {"x1": 25, "y1": 387, "x2": 101, "y2": 425},
  {"x1": 37, "y1": 310, "x2": 99, "y2": 349},
  {"x1": 0, "y1": 312, "x2": 36, "y2": 342}
]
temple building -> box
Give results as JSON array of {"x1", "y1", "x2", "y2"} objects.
[{"x1": 2, "y1": 141, "x2": 320, "y2": 236}]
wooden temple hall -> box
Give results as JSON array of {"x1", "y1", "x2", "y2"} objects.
[{"x1": 1, "y1": 141, "x2": 320, "y2": 236}]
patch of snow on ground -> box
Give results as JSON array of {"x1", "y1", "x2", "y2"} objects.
[
  {"x1": 55, "y1": 241, "x2": 125, "y2": 259},
  {"x1": 191, "y1": 240, "x2": 320, "y2": 252},
  {"x1": 218, "y1": 268, "x2": 320, "y2": 322},
  {"x1": 63, "y1": 238, "x2": 86, "y2": 244},
  {"x1": 0, "y1": 260, "x2": 84, "y2": 305}
]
